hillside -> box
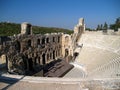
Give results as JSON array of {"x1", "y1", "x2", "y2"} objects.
[{"x1": 0, "y1": 22, "x2": 73, "y2": 36}]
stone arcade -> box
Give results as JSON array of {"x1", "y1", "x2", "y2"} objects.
[{"x1": 0, "y1": 18, "x2": 85, "y2": 76}]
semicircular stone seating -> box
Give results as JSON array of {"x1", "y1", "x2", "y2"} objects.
[{"x1": 75, "y1": 33, "x2": 120, "y2": 78}]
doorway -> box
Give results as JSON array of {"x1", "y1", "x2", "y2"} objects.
[
  {"x1": 53, "y1": 50, "x2": 55, "y2": 59},
  {"x1": 42, "y1": 54, "x2": 46, "y2": 65}
]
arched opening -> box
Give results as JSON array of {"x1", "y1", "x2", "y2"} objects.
[
  {"x1": 53, "y1": 37, "x2": 55, "y2": 42},
  {"x1": 37, "y1": 39, "x2": 40, "y2": 45},
  {"x1": 46, "y1": 38, "x2": 49, "y2": 43},
  {"x1": 42, "y1": 53, "x2": 46, "y2": 65},
  {"x1": 42, "y1": 38, "x2": 45, "y2": 44},
  {"x1": 15, "y1": 41, "x2": 21, "y2": 52},
  {"x1": 65, "y1": 36, "x2": 69, "y2": 43},
  {"x1": 53, "y1": 50, "x2": 55, "y2": 59},
  {"x1": 56, "y1": 51, "x2": 58, "y2": 57},
  {"x1": 74, "y1": 52, "x2": 79, "y2": 59},
  {"x1": 28, "y1": 40, "x2": 31, "y2": 47},
  {"x1": 28, "y1": 58, "x2": 33, "y2": 71},
  {"x1": 65, "y1": 49, "x2": 69, "y2": 57},
  {"x1": 58, "y1": 36, "x2": 60, "y2": 43}
]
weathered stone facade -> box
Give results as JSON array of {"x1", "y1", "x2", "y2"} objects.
[
  {"x1": 0, "y1": 23, "x2": 63, "y2": 75},
  {"x1": 21, "y1": 22, "x2": 32, "y2": 35},
  {"x1": 61, "y1": 34, "x2": 73, "y2": 62},
  {"x1": 8, "y1": 33, "x2": 62, "y2": 74},
  {"x1": 0, "y1": 18, "x2": 85, "y2": 75},
  {"x1": 61, "y1": 18, "x2": 85, "y2": 59},
  {"x1": 72, "y1": 18, "x2": 85, "y2": 52}
]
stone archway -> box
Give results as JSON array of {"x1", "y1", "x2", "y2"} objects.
[
  {"x1": 65, "y1": 49, "x2": 69, "y2": 57},
  {"x1": 46, "y1": 38, "x2": 49, "y2": 43},
  {"x1": 58, "y1": 36, "x2": 60, "y2": 43},
  {"x1": 28, "y1": 40, "x2": 31, "y2": 47},
  {"x1": 42, "y1": 38, "x2": 45, "y2": 44},
  {"x1": 37, "y1": 39, "x2": 40, "y2": 45},
  {"x1": 42, "y1": 53, "x2": 46, "y2": 65},
  {"x1": 56, "y1": 51, "x2": 58, "y2": 57},
  {"x1": 53, "y1": 50, "x2": 55, "y2": 59},
  {"x1": 73, "y1": 52, "x2": 79, "y2": 60}
]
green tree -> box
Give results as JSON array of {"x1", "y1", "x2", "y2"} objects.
[
  {"x1": 115, "y1": 17, "x2": 120, "y2": 24},
  {"x1": 110, "y1": 17, "x2": 120, "y2": 31},
  {"x1": 96, "y1": 24, "x2": 101, "y2": 30},
  {"x1": 100, "y1": 24, "x2": 103, "y2": 30},
  {"x1": 103, "y1": 22, "x2": 108, "y2": 30},
  {"x1": 103, "y1": 22, "x2": 108, "y2": 33},
  {"x1": 0, "y1": 22, "x2": 73, "y2": 36}
]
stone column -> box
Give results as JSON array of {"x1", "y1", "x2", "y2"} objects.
[
  {"x1": 38, "y1": 57, "x2": 40, "y2": 65},
  {"x1": 32, "y1": 57, "x2": 35, "y2": 69},
  {"x1": 40, "y1": 55, "x2": 43, "y2": 65}
]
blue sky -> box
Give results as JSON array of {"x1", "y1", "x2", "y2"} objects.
[{"x1": 0, "y1": 0, "x2": 120, "y2": 29}]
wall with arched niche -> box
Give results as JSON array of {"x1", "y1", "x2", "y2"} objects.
[{"x1": 5, "y1": 33, "x2": 62, "y2": 74}]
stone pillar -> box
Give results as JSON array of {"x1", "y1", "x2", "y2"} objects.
[
  {"x1": 40, "y1": 55, "x2": 43, "y2": 65},
  {"x1": 21, "y1": 22, "x2": 32, "y2": 35},
  {"x1": 79, "y1": 18, "x2": 84, "y2": 26},
  {"x1": 56, "y1": 50, "x2": 58, "y2": 59},
  {"x1": 32, "y1": 57, "x2": 35, "y2": 68},
  {"x1": 20, "y1": 41, "x2": 26, "y2": 52},
  {"x1": 7, "y1": 58, "x2": 12, "y2": 72},
  {"x1": 0, "y1": 54, "x2": 6, "y2": 65},
  {"x1": 38, "y1": 57, "x2": 40, "y2": 64}
]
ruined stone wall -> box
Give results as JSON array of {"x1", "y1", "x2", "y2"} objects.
[
  {"x1": 0, "y1": 32, "x2": 62, "y2": 75},
  {"x1": 72, "y1": 18, "x2": 85, "y2": 51},
  {"x1": 4, "y1": 33, "x2": 62, "y2": 74},
  {"x1": 0, "y1": 20, "x2": 83, "y2": 75},
  {"x1": 0, "y1": 22, "x2": 64, "y2": 75},
  {"x1": 61, "y1": 34, "x2": 73, "y2": 62},
  {"x1": 21, "y1": 22, "x2": 32, "y2": 35}
]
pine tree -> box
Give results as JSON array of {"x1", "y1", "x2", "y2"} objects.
[
  {"x1": 97, "y1": 24, "x2": 100, "y2": 30},
  {"x1": 100, "y1": 24, "x2": 103, "y2": 30},
  {"x1": 103, "y1": 22, "x2": 108, "y2": 33},
  {"x1": 115, "y1": 17, "x2": 120, "y2": 24},
  {"x1": 110, "y1": 17, "x2": 120, "y2": 31},
  {"x1": 103, "y1": 22, "x2": 108, "y2": 30}
]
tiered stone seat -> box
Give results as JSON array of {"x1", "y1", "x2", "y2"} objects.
[
  {"x1": 75, "y1": 32, "x2": 120, "y2": 78},
  {"x1": 88, "y1": 56, "x2": 120, "y2": 78}
]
